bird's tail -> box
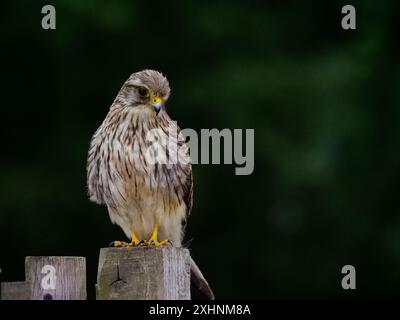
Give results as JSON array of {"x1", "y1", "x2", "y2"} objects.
[{"x1": 190, "y1": 257, "x2": 215, "y2": 300}]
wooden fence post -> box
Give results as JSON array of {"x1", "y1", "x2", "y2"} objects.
[
  {"x1": 26, "y1": 256, "x2": 87, "y2": 300},
  {"x1": 1, "y1": 256, "x2": 86, "y2": 300},
  {"x1": 96, "y1": 246, "x2": 191, "y2": 300},
  {"x1": 1, "y1": 282, "x2": 30, "y2": 300}
]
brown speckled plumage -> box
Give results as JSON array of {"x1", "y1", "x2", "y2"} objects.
[{"x1": 87, "y1": 70, "x2": 192, "y2": 246}]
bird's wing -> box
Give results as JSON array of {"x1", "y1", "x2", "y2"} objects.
[
  {"x1": 183, "y1": 162, "x2": 193, "y2": 216},
  {"x1": 87, "y1": 126, "x2": 107, "y2": 205},
  {"x1": 176, "y1": 124, "x2": 193, "y2": 217}
]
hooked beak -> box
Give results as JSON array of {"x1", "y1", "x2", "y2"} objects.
[{"x1": 151, "y1": 96, "x2": 163, "y2": 115}]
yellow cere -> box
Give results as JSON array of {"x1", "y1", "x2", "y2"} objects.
[{"x1": 151, "y1": 96, "x2": 162, "y2": 106}]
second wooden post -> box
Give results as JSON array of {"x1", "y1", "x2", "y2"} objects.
[{"x1": 96, "y1": 246, "x2": 191, "y2": 300}]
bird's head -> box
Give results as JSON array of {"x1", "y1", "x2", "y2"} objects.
[{"x1": 115, "y1": 69, "x2": 170, "y2": 115}]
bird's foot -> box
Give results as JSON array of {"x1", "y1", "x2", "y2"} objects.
[
  {"x1": 109, "y1": 229, "x2": 144, "y2": 247},
  {"x1": 109, "y1": 239, "x2": 144, "y2": 247},
  {"x1": 147, "y1": 223, "x2": 173, "y2": 247},
  {"x1": 147, "y1": 239, "x2": 173, "y2": 247}
]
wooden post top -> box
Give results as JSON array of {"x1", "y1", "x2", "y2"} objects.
[{"x1": 96, "y1": 246, "x2": 191, "y2": 300}]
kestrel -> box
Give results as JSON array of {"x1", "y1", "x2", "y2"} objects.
[
  {"x1": 87, "y1": 69, "x2": 192, "y2": 248},
  {"x1": 86, "y1": 70, "x2": 213, "y2": 299}
]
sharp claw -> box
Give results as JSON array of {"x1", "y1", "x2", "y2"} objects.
[
  {"x1": 110, "y1": 241, "x2": 124, "y2": 247},
  {"x1": 112, "y1": 238, "x2": 171, "y2": 248},
  {"x1": 146, "y1": 239, "x2": 171, "y2": 247}
]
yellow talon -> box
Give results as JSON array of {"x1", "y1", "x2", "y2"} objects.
[
  {"x1": 147, "y1": 224, "x2": 171, "y2": 246},
  {"x1": 112, "y1": 240, "x2": 123, "y2": 247},
  {"x1": 110, "y1": 229, "x2": 142, "y2": 247},
  {"x1": 129, "y1": 230, "x2": 141, "y2": 246}
]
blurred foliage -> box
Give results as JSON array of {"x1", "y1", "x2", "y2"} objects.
[{"x1": 0, "y1": 0, "x2": 399, "y2": 298}]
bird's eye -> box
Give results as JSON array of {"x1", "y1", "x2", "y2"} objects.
[{"x1": 137, "y1": 87, "x2": 149, "y2": 98}]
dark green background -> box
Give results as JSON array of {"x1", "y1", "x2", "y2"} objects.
[{"x1": 0, "y1": 0, "x2": 399, "y2": 299}]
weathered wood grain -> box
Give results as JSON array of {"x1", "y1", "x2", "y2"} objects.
[
  {"x1": 96, "y1": 247, "x2": 191, "y2": 300},
  {"x1": 25, "y1": 256, "x2": 86, "y2": 300},
  {"x1": 1, "y1": 281, "x2": 30, "y2": 300}
]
